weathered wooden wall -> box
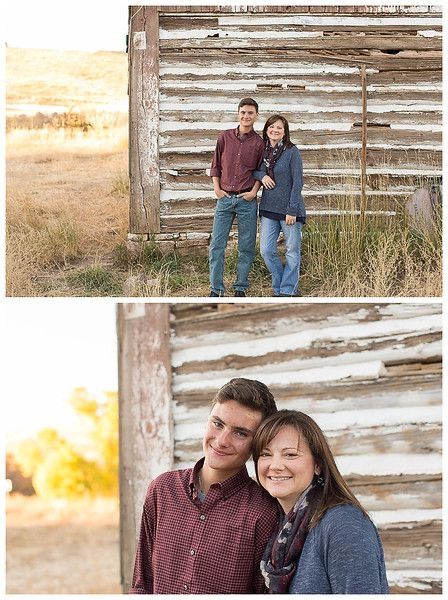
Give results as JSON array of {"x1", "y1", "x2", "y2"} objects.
[
  {"x1": 128, "y1": 5, "x2": 442, "y2": 251},
  {"x1": 117, "y1": 304, "x2": 174, "y2": 593},
  {"x1": 118, "y1": 301, "x2": 442, "y2": 593}
]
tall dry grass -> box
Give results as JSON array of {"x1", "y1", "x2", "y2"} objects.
[{"x1": 6, "y1": 120, "x2": 129, "y2": 296}]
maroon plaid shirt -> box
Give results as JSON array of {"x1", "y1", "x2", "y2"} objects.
[
  {"x1": 210, "y1": 127, "x2": 265, "y2": 193},
  {"x1": 130, "y1": 458, "x2": 278, "y2": 594}
]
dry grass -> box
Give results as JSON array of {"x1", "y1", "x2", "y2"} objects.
[
  {"x1": 6, "y1": 48, "x2": 129, "y2": 296},
  {"x1": 6, "y1": 142, "x2": 129, "y2": 295},
  {"x1": 6, "y1": 494, "x2": 121, "y2": 594}
]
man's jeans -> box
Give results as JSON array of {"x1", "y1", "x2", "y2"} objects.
[
  {"x1": 260, "y1": 216, "x2": 302, "y2": 296},
  {"x1": 209, "y1": 194, "x2": 258, "y2": 294}
]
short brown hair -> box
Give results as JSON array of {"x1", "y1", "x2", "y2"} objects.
[
  {"x1": 252, "y1": 410, "x2": 367, "y2": 527},
  {"x1": 238, "y1": 97, "x2": 259, "y2": 113},
  {"x1": 212, "y1": 378, "x2": 277, "y2": 421},
  {"x1": 262, "y1": 114, "x2": 293, "y2": 148}
]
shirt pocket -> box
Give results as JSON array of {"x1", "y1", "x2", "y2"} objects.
[
  {"x1": 242, "y1": 148, "x2": 259, "y2": 169},
  {"x1": 223, "y1": 523, "x2": 254, "y2": 551}
]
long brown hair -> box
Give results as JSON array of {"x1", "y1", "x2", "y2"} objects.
[
  {"x1": 252, "y1": 410, "x2": 368, "y2": 527},
  {"x1": 262, "y1": 114, "x2": 293, "y2": 148}
]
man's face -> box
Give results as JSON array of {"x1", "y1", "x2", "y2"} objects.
[
  {"x1": 203, "y1": 400, "x2": 263, "y2": 479},
  {"x1": 238, "y1": 105, "x2": 258, "y2": 129}
]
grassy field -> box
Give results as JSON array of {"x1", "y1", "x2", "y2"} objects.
[
  {"x1": 5, "y1": 48, "x2": 442, "y2": 297},
  {"x1": 6, "y1": 494, "x2": 121, "y2": 594}
]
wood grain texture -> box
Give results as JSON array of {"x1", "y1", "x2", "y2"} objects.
[
  {"x1": 129, "y1": 6, "x2": 160, "y2": 233},
  {"x1": 117, "y1": 303, "x2": 173, "y2": 592}
]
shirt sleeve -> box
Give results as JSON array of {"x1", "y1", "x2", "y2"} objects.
[
  {"x1": 321, "y1": 506, "x2": 387, "y2": 594},
  {"x1": 209, "y1": 133, "x2": 224, "y2": 177},
  {"x1": 253, "y1": 157, "x2": 267, "y2": 182},
  {"x1": 286, "y1": 147, "x2": 303, "y2": 216},
  {"x1": 129, "y1": 484, "x2": 156, "y2": 594}
]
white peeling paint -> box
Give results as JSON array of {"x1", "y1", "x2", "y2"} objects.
[
  {"x1": 334, "y1": 454, "x2": 441, "y2": 477},
  {"x1": 160, "y1": 65, "x2": 371, "y2": 76},
  {"x1": 386, "y1": 569, "x2": 441, "y2": 589},
  {"x1": 174, "y1": 405, "x2": 441, "y2": 441},
  {"x1": 418, "y1": 29, "x2": 442, "y2": 37},
  {"x1": 160, "y1": 100, "x2": 441, "y2": 115},
  {"x1": 369, "y1": 508, "x2": 442, "y2": 525},
  {"x1": 160, "y1": 120, "x2": 441, "y2": 134},
  {"x1": 216, "y1": 16, "x2": 442, "y2": 27},
  {"x1": 173, "y1": 360, "x2": 388, "y2": 394},
  {"x1": 160, "y1": 28, "x2": 324, "y2": 40},
  {"x1": 390, "y1": 123, "x2": 442, "y2": 132},
  {"x1": 171, "y1": 313, "x2": 441, "y2": 366},
  {"x1": 312, "y1": 405, "x2": 442, "y2": 432}
]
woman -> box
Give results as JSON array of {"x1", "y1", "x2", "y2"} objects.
[
  {"x1": 253, "y1": 410, "x2": 389, "y2": 594},
  {"x1": 254, "y1": 115, "x2": 305, "y2": 297}
]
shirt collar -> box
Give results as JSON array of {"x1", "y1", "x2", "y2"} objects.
[
  {"x1": 235, "y1": 126, "x2": 255, "y2": 141},
  {"x1": 189, "y1": 456, "x2": 251, "y2": 500}
]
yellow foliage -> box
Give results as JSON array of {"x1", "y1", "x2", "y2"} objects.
[{"x1": 14, "y1": 390, "x2": 118, "y2": 498}]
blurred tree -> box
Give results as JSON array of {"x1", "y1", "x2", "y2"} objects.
[{"x1": 14, "y1": 389, "x2": 118, "y2": 498}]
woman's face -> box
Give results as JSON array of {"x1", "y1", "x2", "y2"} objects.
[
  {"x1": 257, "y1": 425, "x2": 318, "y2": 513},
  {"x1": 266, "y1": 119, "x2": 285, "y2": 146}
]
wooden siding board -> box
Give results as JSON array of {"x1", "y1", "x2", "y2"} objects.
[
  {"x1": 117, "y1": 304, "x2": 174, "y2": 592},
  {"x1": 128, "y1": 6, "x2": 160, "y2": 234}
]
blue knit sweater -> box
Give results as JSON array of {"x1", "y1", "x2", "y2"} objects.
[
  {"x1": 253, "y1": 145, "x2": 305, "y2": 219},
  {"x1": 287, "y1": 504, "x2": 389, "y2": 594}
]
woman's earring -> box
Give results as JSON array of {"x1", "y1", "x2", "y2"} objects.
[{"x1": 315, "y1": 473, "x2": 324, "y2": 486}]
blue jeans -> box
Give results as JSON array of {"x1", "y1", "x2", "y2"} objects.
[
  {"x1": 209, "y1": 195, "x2": 258, "y2": 294},
  {"x1": 260, "y1": 216, "x2": 302, "y2": 296}
]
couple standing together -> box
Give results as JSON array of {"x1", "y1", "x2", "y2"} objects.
[
  {"x1": 131, "y1": 378, "x2": 389, "y2": 594},
  {"x1": 209, "y1": 98, "x2": 305, "y2": 298}
]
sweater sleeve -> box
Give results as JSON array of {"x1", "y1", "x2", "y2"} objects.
[
  {"x1": 286, "y1": 147, "x2": 303, "y2": 216},
  {"x1": 320, "y1": 505, "x2": 388, "y2": 594},
  {"x1": 253, "y1": 157, "x2": 267, "y2": 182}
]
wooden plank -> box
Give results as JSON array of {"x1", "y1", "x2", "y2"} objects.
[
  {"x1": 380, "y1": 520, "x2": 442, "y2": 570},
  {"x1": 117, "y1": 304, "x2": 174, "y2": 593},
  {"x1": 159, "y1": 195, "x2": 413, "y2": 216},
  {"x1": 161, "y1": 51, "x2": 442, "y2": 71},
  {"x1": 171, "y1": 299, "x2": 440, "y2": 333},
  {"x1": 160, "y1": 171, "x2": 442, "y2": 192},
  {"x1": 128, "y1": 5, "x2": 160, "y2": 234},
  {"x1": 160, "y1": 148, "x2": 441, "y2": 169},
  {"x1": 160, "y1": 36, "x2": 441, "y2": 51},
  {"x1": 173, "y1": 371, "x2": 442, "y2": 414},
  {"x1": 160, "y1": 7, "x2": 442, "y2": 16}
]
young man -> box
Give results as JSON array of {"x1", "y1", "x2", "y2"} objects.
[
  {"x1": 130, "y1": 378, "x2": 278, "y2": 594},
  {"x1": 208, "y1": 98, "x2": 264, "y2": 297}
]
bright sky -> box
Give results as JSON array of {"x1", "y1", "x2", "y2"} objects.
[
  {"x1": 4, "y1": 300, "x2": 118, "y2": 446},
  {"x1": 4, "y1": 1, "x2": 129, "y2": 52}
]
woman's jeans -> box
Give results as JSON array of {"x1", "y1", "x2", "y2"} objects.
[
  {"x1": 260, "y1": 216, "x2": 302, "y2": 295},
  {"x1": 209, "y1": 194, "x2": 258, "y2": 294}
]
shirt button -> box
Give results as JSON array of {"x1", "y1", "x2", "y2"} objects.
[
  {"x1": 183, "y1": 584, "x2": 189, "y2": 591},
  {"x1": 190, "y1": 549, "x2": 196, "y2": 556},
  {"x1": 200, "y1": 514, "x2": 206, "y2": 521}
]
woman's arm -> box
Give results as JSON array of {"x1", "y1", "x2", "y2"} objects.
[
  {"x1": 253, "y1": 158, "x2": 267, "y2": 182},
  {"x1": 322, "y1": 506, "x2": 388, "y2": 594},
  {"x1": 286, "y1": 147, "x2": 303, "y2": 217}
]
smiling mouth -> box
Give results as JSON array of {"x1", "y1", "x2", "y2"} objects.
[
  {"x1": 268, "y1": 476, "x2": 292, "y2": 481},
  {"x1": 210, "y1": 446, "x2": 232, "y2": 457}
]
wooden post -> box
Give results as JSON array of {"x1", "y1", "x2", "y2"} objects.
[
  {"x1": 117, "y1": 303, "x2": 173, "y2": 593},
  {"x1": 360, "y1": 64, "x2": 367, "y2": 217},
  {"x1": 128, "y1": 6, "x2": 160, "y2": 234}
]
